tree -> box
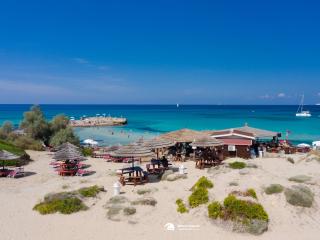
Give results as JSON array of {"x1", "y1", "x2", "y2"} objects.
[
  {"x1": 20, "y1": 105, "x2": 51, "y2": 143},
  {"x1": 49, "y1": 127, "x2": 80, "y2": 147},
  {"x1": 2, "y1": 121, "x2": 13, "y2": 135},
  {"x1": 50, "y1": 114, "x2": 69, "y2": 133}
]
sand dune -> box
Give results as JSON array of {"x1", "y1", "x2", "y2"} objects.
[{"x1": 0, "y1": 151, "x2": 320, "y2": 240}]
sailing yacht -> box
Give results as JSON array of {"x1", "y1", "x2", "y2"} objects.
[{"x1": 296, "y1": 94, "x2": 311, "y2": 117}]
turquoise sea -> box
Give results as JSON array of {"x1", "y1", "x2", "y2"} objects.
[{"x1": 0, "y1": 104, "x2": 319, "y2": 146}]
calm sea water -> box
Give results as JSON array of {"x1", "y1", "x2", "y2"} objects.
[{"x1": 0, "y1": 104, "x2": 319, "y2": 146}]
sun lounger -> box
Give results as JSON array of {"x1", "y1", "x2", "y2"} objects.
[
  {"x1": 76, "y1": 169, "x2": 93, "y2": 176},
  {"x1": 7, "y1": 167, "x2": 25, "y2": 178}
]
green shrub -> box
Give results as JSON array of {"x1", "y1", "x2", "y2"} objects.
[
  {"x1": 33, "y1": 197, "x2": 87, "y2": 215},
  {"x1": 287, "y1": 157, "x2": 294, "y2": 164},
  {"x1": 12, "y1": 135, "x2": 44, "y2": 151},
  {"x1": 82, "y1": 147, "x2": 94, "y2": 157},
  {"x1": 123, "y1": 207, "x2": 136, "y2": 215},
  {"x1": 265, "y1": 184, "x2": 284, "y2": 195},
  {"x1": 188, "y1": 187, "x2": 209, "y2": 208},
  {"x1": 223, "y1": 195, "x2": 268, "y2": 223},
  {"x1": 131, "y1": 197, "x2": 157, "y2": 206},
  {"x1": 191, "y1": 176, "x2": 214, "y2": 190},
  {"x1": 288, "y1": 175, "x2": 312, "y2": 183},
  {"x1": 78, "y1": 185, "x2": 104, "y2": 198},
  {"x1": 208, "y1": 201, "x2": 223, "y2": 219},
  {"x1": 176, "y1": 199, "x2": 189, "y2": 213},
  {"x1": 246, "y1": 188, "x2": 258, "y2": 199},
  {"x1": 229, "y1": 161, "x2": 246, "y2": 169}
]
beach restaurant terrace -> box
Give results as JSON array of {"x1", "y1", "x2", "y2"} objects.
[{"x1": 205, "y1": 124, "x2": 281, "y2": 158}]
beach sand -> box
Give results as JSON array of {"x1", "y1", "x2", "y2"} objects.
[{"x1": 1, "y1": 151, "x2": 320, "y2": 240}]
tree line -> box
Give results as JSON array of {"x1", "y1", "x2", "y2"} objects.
[{"x1": 0, "y1": 105, "x2": 79, "y2": 150}]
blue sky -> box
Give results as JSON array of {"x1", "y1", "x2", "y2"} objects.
[{"x1": 0, "y1": 0, "x2": 319, "y2": 104}]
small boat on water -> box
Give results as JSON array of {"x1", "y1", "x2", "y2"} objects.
[{"x1": 296, "y1": 94, "x2": 311, "y2": 117}]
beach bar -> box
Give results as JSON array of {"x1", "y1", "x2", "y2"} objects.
[{"x1": 206, "y1": 124, "x2": 281, "y2": 159}]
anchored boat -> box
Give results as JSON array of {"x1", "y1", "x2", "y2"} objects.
[{"x1": 296, "y1": 94, "x2": 311, "y2": 117}]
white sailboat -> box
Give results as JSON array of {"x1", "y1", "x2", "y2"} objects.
[{"x1": 296, "y1": 94, "x2": 311, "y2": 117}]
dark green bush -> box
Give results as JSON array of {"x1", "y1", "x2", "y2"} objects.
[
  {"x1": 191, "y1": 176, "x2": 214, "y2": 190},
  {"x1": 265, "y1": 184, "x2": 284, "y2": 195},
  {"x1": 208, "y1": 201, "x2": 223, "y2": 219},
  {"x1": 176, "y1": 199, "x2": 189, "y2": 213},
  {"x1": 78, "y1": 185, "x2": 104, "y2": 198},
  {"x1": 229, "y1": 161, "x2": 246, "y2": 169},
  {"x1": 188, "y1": 187, "x2": 209, "y2": 208}
]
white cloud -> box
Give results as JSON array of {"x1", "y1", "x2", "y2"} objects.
[{"x1": 277, "y1": 93, "x2": 286, "y2": 98}]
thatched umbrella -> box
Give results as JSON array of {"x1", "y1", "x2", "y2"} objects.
[
  {"x1": 105, "y1": 145, "x2": 121, "y2": 152},
  {"x1": 190, "y1": 137, "x2": 223, "y2": 148},
  {"x1": 144, "y1": 138, "x2": 175, "y2": 158},
  {"x1": 55, "y1": 142, "x2": 79, "y2": 151},
  {"x1": 0, "y1": 150, "x2": 20, "y2": 170},
  {"x1": 110, "y1": 144, "x2": 154, "y2": 168},
  {"x1": 53, "y1": 143, "x2": 85, "y2": 161},
  {"x1": 157, "y1": 128, "x2": 209, "y2": 143}
]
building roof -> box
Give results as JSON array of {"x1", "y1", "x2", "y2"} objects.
[
  {"x1": 205, "y1": 124, "x2": 279, "y2": 139},
  {"x1": 157, "y1": 128, "x2": 209, "y2": 143},
  {"x1": 208, "y1": 129, "x2": 256, "y2": 140},
  {"x1": 219, "y1": 138, "x2": 252, "y2": 146}
]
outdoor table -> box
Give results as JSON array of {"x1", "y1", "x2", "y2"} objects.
[
  {"x1": 118, "y1": 166, "x2": 147, "y2": 186},
  {"x1": 58, "y1": 168, "x2": 77, "y2": 176},
  {"x1": 147, "y1": 159, "x2": 165, "y2": 175}
]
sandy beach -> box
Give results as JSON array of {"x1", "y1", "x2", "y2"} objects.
[{"x1": 1, "y1": 151, "x2": 320, "y2": 240}]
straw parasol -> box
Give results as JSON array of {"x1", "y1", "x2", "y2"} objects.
[
  {"x1": 190, "y1": 137, "x2": 224, "y2": 148},
  {"x1": 55, "y1": 142, "x2": 79, "y2": 151},
  {"x1": 157, "y1": 128, "x2": 209, "y2": 143},
  {"x1": 53, "y1": 143, "x2": 85, "y2": 161},
  {"x1": 0, "y1": 150, "x2": 20, "y2": 170},
  {"x1": 144, "y1": 138, "x2": 175, "y2": 149},
  {"x1": 144, "y1": 138, "x2": 175, "y2": 158},
  {"x1": 110, "y1": 144, "x2": 154, "y2": 168}
]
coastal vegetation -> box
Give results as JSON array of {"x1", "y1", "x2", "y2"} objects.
[
  {"x1": 188, "y1": 176, "x2": 213, "y2": 208},
  {"x1": 229, "y1": 161, "x2": 246, "y2": 169},
  {"x1": 208, "y1": 194, "x2": 269, "y2": 235},
  {"x1": 191, "y1": 176, "x2": 214, "y2": 190},
  {"x1": 33, "y1": 192, "x2": 87, "y2": 215},
  {"x1": 265, "y1": 184, "x2": 284, "y2": 195},
  {"x1": 0, "y1": 105, "x2": 79, "y2": 151},
  {"x1": 78, "y1": 185, "x2": 105, "y2": 198},
  {"x1": 284, "y1": 185, "x2": 314, "y2": 207},
  {"x1": 34, "y1": 185, "x2": 105, "y2": 215},
  {"x1": 176, "y1": 199, "x2": 189, "y2": 213}
]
